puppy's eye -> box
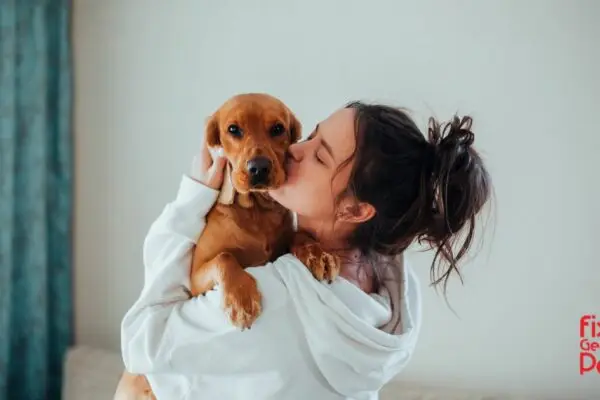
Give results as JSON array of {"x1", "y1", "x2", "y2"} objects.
[
  {"x1": 270, "y1": 123, "x2": 285, "y2": 137},
  {"x1": 228, "y1": 124, "x2": 242, "y2": 137}
]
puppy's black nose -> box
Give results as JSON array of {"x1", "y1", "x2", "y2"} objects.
[{"x1": 247, "y1": 157, "x2": 271, "y2": 185}]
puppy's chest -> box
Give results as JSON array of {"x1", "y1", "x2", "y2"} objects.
[{"x1": 210, "y1": 204, "x2": 293, "y2": 267}]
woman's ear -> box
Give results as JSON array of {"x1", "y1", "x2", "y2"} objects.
[
  {"x1": 205, "y1": 113, "x2": 221, "y2": 146},
  {"x1": 335, "y1": 199, "x2": 376, "y2": 224},
  {"x1": 289, "y1": 111, "x2": 302, "y2": 143}
]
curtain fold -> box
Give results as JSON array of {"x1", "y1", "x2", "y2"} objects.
[{"x1": 0, "y1": 1, "x2": 73, "y2": 399}]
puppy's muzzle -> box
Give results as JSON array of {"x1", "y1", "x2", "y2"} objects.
[{"x1": 246, "y1": 156, "x2": 272, "y2": 187}]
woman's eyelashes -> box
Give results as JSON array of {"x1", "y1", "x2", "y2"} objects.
[
  {"x1": 315, "y1": 152, "x2": 325, "y2": 165},
  {"x1": 303, "y1": 130, "x2": 326, "y2": 166}
]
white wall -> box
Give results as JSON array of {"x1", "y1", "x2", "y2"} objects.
[{"x1": 72, "y1": 0, "x2": 600, "y2": 398}]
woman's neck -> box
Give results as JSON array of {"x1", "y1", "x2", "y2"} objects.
[
  {"x1": 296, "y1": 214, "x2": 350, "y2": 251},
  {"x1": 296, "y1": 214, "x2": 375, "y2": 293}
]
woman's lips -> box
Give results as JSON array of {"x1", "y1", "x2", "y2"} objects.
[{"x1": 283, "y1": 160, "x2": 297, "y2": 183}]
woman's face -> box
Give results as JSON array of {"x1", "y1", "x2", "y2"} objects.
[{"x1": 269, "y1": 108, "x2": 357, "y2": 219}]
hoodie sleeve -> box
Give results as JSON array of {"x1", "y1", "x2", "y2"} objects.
[{"x1": 120, "y1": 174, "x2": 290, "y2": 375}]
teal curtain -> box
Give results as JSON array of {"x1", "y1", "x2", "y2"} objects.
[{"x1": 0, "y1": 1, "x2": 73, "y2": 399}]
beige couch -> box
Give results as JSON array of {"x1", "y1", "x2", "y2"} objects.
[{"x1": 62, "y1": 346, "x2": 536, "y2": 400}]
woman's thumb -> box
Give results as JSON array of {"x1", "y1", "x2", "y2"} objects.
[{"x1": 207, "y1": 156, "x2": 228, "y2": 189}]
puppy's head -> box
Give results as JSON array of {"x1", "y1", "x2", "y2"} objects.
[{"x1": 205, "y1": 93, "x2": 301, "y2": 193}]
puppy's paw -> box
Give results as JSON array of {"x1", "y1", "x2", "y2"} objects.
[
  {"x1": 189, "y1": 272, "x2": 216, "y2": 298},
  {"x1": 223, "y1": 272, "x2": 262, "y2": 330},
  {"x1": 291, "y1": 233, "x2": 341, "y2": 283}
]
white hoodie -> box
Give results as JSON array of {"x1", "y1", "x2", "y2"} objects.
[{"x1": 120, "y1": 174, "x2": 422, "y2": 400}]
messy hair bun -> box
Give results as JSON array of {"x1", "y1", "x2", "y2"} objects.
[
  {"x1": 341, "y1": 102, "x2": 492, "y2": 293},
  {"x1": 420, "y1": 115, "x2": 491, "y2": 288}
]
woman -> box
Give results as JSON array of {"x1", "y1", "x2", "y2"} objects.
[{"x1": 119, "y1": 101, "x2": 492, "y2": 399}]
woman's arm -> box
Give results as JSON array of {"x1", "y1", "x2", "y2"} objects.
[
  {"x1": 121, "y1": 173, "x2": 291, "y2": 375},
  {"x1": 120, "y1": 174, "x2": 216, "y2": 373},
  {"x1": 120, "y1": 132, "x2": 298, "y2": 373}
]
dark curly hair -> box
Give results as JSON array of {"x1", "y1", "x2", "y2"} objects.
[{"x1": 336, "y1": 101, "x2": 492, "y2": 294}]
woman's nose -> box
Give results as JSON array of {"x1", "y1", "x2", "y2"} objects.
[{"x1": 287, "y1": 142, "x2": 303, "y2": 161}]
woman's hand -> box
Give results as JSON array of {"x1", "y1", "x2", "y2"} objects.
[{"x1": 190, "y1": 138, "x2": 227, "y2": 190}]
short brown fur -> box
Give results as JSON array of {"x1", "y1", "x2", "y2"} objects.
[
  {"x1": 114, "y1": 93, "x2": 340, "y2": 399},
  {"x1": 189, "y1": 93, "x2": 301, "y2": 328}
]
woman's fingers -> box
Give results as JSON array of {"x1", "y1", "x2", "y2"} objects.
[
  {"x1": 190, "y1": 130, "x2": 228, "y2": 189},
  {"x1": 199, "y1": 137, "x2": 213, "y2": 173},
  {"x1": 205, "y1": 156, "x2": 227, "y2": 190}
]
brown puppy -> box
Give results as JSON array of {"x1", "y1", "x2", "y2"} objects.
[
  {"x1": 189, "y1": 93, "x2": 301, "y2": 329},
  {"x1": 114, "y1": 93, "x2": 340, "y2": 400}
]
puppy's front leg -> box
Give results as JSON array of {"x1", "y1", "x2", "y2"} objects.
[
  {"x1": 291, "y1": 231, "x2": 341, "y2": 283},
  {"x1": 191, "y1": 252, "x2": 262, "y2": 330}
]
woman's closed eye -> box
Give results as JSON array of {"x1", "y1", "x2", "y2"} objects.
[
  {"x1": 315, "y1": 151, "x2": 326, "y2": 165},
  {"x1": 305, "y1": 126, "x2": 332, "y2": 167}
]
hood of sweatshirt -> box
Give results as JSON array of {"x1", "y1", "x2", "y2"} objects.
[{"x1": 272, "y1": 253, "x2": 422, "y2": 397}]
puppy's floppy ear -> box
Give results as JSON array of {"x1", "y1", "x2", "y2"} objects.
[
  {"x1": 289, "y1": 111, "x2": 302, "y2": 143},
  {"x1": 205, "y1": 113, "x2": 221, "y2": 146}
]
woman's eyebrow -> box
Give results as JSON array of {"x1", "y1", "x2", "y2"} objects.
[{"x1": 315, "y1": 124, "x2": 334, "y2": 160}]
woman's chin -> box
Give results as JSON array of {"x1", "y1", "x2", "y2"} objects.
[
  {"x1": 267, "y1": 186, "x2": 283, "y2": 201},
  {"x1": 268, "y1": 185, "x2": 291, "y2": 207}
]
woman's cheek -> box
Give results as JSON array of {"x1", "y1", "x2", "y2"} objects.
[{"x1": 310, "y1": 179, "x2": 329, "y2": 210}]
